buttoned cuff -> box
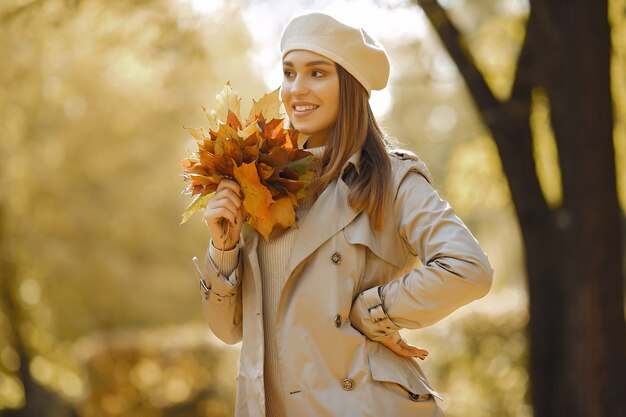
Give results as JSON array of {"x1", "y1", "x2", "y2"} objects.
[
  {"x1": 191, "y1": 240, "x2": 241, "y2": 300},
  {"x1": 349, "y1": 285, "x2": 402, "y2": 342},
  {"x1": 208, "y1": 239, "x2": 240, "y2": 278}
]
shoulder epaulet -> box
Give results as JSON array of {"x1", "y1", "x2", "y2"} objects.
[
  {"x1": 389, "y1": 148, "x2": 420, "y2": 161},
  {"x1": 388, "y1": 148, "x2": 434, "y2": 185}
]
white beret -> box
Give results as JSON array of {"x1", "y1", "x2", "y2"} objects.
[{"x1": 280, "y1": 12, "x2": 390, "y2": 96}]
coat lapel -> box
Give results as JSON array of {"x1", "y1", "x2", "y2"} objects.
[{"x1": 284, "y1": 174, "x2": 361, "y2": 280}]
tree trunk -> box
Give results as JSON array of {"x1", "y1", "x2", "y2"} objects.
[
  {"x1": 416, "y1": 1, "x2": 626, "y2": 416},
  {"x1": 535, "y1": 1, "x2": 625, "y2": 416}
]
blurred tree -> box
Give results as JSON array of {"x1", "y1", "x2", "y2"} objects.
[
  {"x1": 1, "y1": 1, "x2": 80, "y2": 413},
  {"x1": 415, "y1": 0, "x2": 625, "y2": 416},
  {"x1": 0, "y1": 0, "x2": 261, "y2": 415}
]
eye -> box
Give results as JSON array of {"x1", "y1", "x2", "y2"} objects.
[
  {"x1": 283, "y1": 70, "x2": 294, "y2": 79},
  {"x1": 312, "y1": 70, "x2": 325, "y2": 77}
]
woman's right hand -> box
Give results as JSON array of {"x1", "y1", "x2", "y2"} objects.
[{"x1": 203, "y1": 179, "x2": 244, "y2": 250}]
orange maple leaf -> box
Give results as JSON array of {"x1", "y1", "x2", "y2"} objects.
[{"x1": 249, "y1": 196, "x2": 296, "y2": 240}]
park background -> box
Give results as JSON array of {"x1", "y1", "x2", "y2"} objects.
[{"x1": 1, "y1": 0, "x2": 624, "y2": 416}]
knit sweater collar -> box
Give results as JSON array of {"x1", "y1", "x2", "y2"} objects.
[{"x1": 298, "y1": 135, "x2": 361, "y2": 176}]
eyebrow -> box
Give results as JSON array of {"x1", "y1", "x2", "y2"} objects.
[{"x1": 283, "y1": 60, "x2": 334, "y2": 67}]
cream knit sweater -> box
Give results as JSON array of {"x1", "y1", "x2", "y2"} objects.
[{"x1": 208, "y1": 145, "x2": 326, "y2": 417}]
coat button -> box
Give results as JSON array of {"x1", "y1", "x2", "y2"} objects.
[
  {"x1": 334, "y1": 315, "x2": 342, "y2": 328},
  {"x1": 341, "y1": 378, "x2": 354, "y2": 391},
  {"x1": 409, "y1": 392, "x2": 431, "y2": 401},
  {"x1": 331, "y1": 251, "x2": 342, "y2": 264}
]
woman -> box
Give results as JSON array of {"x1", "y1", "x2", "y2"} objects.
[{"x1": 193, "y1": 12, "x2": 494, "y2": 417}]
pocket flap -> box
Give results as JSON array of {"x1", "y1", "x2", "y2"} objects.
[{"x1": 368, "y1": 350, "x2": 443, "y2": 400}]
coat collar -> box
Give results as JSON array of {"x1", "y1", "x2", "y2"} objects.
[
  {"x1": 297, "y1": 135, "x2": 362, "y2": 177},
  {"x1": 342, "y1": 149, "x2": 361, "y2": 176}
]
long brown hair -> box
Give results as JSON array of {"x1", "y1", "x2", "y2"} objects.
[{"x1": 306, "y1": 64, "x2": 398, "y2": 230}]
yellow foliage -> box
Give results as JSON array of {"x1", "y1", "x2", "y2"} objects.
[
  {"x1": 610, "y1": 0, "x2": 626, "y2": 213},
  {"x1": 444, "y1": 136, "x2": 511, "y2": 217},
  {"x1": 529, "y1": 87, "x2": 563, "y2": 208}
]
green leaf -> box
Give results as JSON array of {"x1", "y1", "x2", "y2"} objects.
[
  {"x1": 180, "y1": 192, "x2": 214, "y2": 225},
  {"x1": 286, "y1": 155, "x2": 314, "y2": 175}
]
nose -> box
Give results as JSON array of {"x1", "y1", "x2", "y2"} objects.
[{"x1": 289, "y1": 74, "x2": 308, "y2": 96}]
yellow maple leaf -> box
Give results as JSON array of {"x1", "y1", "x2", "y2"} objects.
[
  {"x1": 247, "y1": 87, "x2": 282, "y2": 123},
  {"x1": 184, "y1": 126, "x2": 211, "y2": 142},
  {"x1": 238, "y1": 120, "x2": 260, "y2": 140},
  {"x1": 203, "y1": 81, "x2": 242, "y2": 132}
]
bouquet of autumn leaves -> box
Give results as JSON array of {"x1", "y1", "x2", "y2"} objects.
[{"x1": 180, "y1": 82, "x2": 315, "y2": 244}]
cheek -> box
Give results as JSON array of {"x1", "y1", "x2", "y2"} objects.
[
  {"x1": 280, "y1": 85, "x2": 292, "y2": 114},
  {"x1": 324, "y1": 81, "x2": 340, "y2": 119}
]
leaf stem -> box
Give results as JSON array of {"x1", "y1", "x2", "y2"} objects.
[{"x1": 218, "y1": 219, "x2": 231, "y2": 272}]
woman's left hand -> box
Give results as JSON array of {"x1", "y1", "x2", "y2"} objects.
[{"x1": 378, "y1": 332, "x2": 429, "y2": 360}]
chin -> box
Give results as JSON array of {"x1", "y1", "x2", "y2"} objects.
[{"x1": 289, "y1": 123, "x2": 311, "y2": 134}]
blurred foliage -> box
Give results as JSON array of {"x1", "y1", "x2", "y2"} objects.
[
  {"x1": 0, "y1": 0, "x2": 262, "y2": 340},
  {"x1": 529, "y1": 87, "x2": 562, "y2": 209},
  {"x1": 0, "y1": 0, "x2": 623, "y2": 416},
  {"x1": 1, "y1": 0, "x2": 259, "y2": 414},
  {"x1": 405, "y1": 306, "x2": 531, "y2": 417},
  {"x1": 73, "y1": 324, "x2": 239, "y2": 417},
  {"x1": 610, "y1": 0, "x2": 626, "y2": 213}
]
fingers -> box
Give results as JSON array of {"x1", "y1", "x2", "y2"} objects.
[
  {"x1": 202, "y1": 180, "x2": 245, "y2": 249},
  {"x1": 217, "y1": 178, "x2": 242, "y2": 198},
  {"x1": 204, "y1": 205, "x2": 238, "y2": 225},
  {"x1": 204, "y1": 180, "x2": 243, "y2": 225},
  {"x1": 380, "y1": 333, "x2": 429, "y2": 360},
  {"x1": 215, "y1": 186, "x2": 242, "y2": 211},
  {"x1": 397, "y1": 338, "x2": 428, "y2": 358},
  {"x1": 398, "y1": 339, "x2": 429, "y2": 359},
  {"x1": 211, "y1": 194, "x2": 240, "y2": 220}
]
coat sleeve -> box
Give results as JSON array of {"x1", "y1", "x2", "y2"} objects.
[
  {"x1": 192, "y1": 238, "x2": 243, "y2": 345},
  {"x1": 349, "y1": 169, "x2": 494, "y2": 342}
]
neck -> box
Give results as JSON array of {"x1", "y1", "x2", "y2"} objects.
[{"x1": 303, "y1": 132, "x2": 329, "y2": 149}]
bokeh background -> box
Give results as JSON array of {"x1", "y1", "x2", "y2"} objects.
[{"x1": 1, "y1": 0, "x2": 624, "y2": 416}]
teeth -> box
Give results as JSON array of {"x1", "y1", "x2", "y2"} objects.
[{"x1": 294, "y1": 105, "x2": 318, "y2": 111}]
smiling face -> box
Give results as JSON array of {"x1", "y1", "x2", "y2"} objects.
[{"x1": 281, "y1": 50, "x2": 340, "y2": 148}]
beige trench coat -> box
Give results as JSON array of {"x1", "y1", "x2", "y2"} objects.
[{"x1": 194, "y1": 148, "x2": 494, "y2": 417}]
